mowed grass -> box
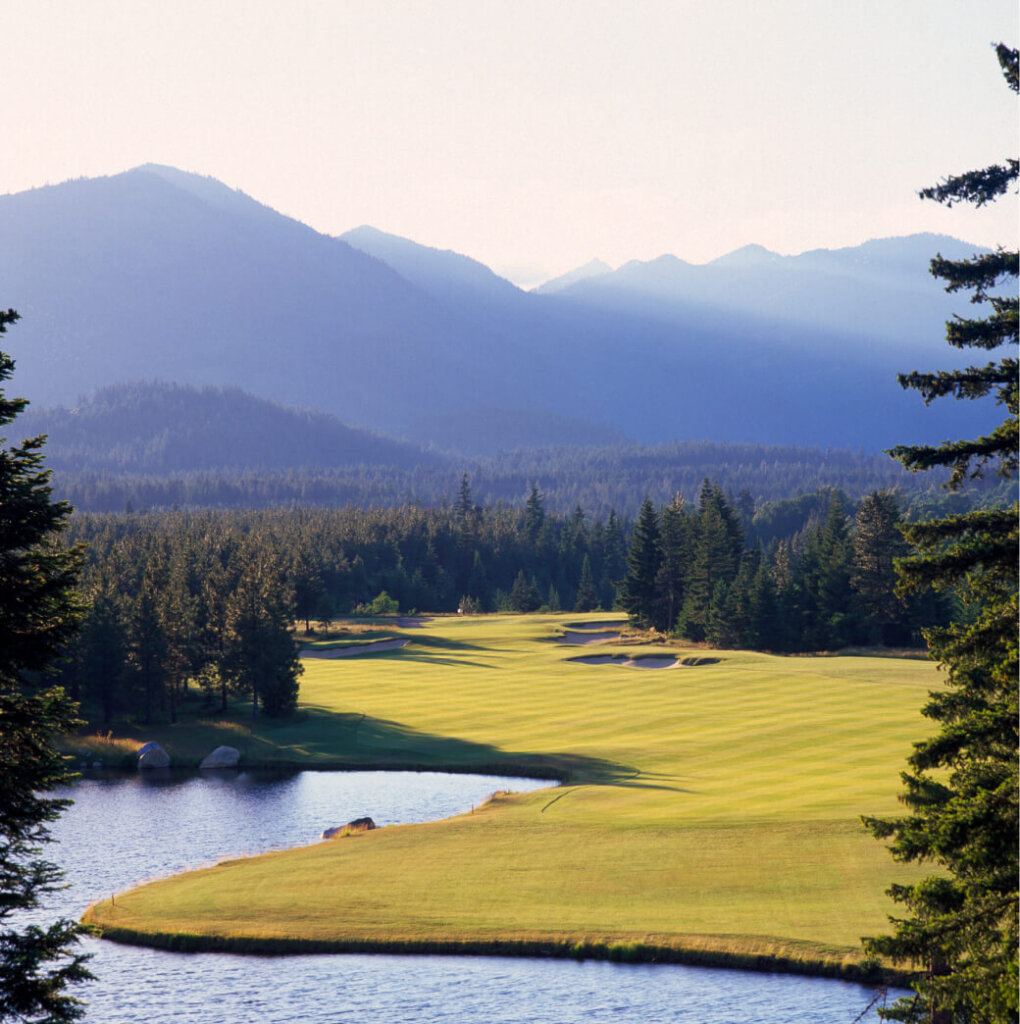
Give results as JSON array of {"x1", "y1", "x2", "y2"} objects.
[{"x1": 84, "y1": 613, "x2": 937, "y2": 973}]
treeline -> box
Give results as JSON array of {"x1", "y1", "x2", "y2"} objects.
[
  {"x1": 57, "y1": 521, "x2": 302, "y2": 725},
  {"x1": 58, "y1": 480, "x2": 630, "y2": 724},
  {"x1": 22, "y1": 380, "x2": 959, "y2": 519},
  {"x1": 46, "y1": 438, "x2": 985, "y2": 519},
  {"x1": 618, "y1": 482, "x2": 949, "y2": 650},
  {"x1": 59, "y1": 480, "x2": 963, "y2": 726}
]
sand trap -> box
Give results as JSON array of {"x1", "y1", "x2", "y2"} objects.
[
  {"x1": 562, "y1": 619, "x2": 628, "y2": 631},
  {"x1": 623, "y1": 656, "x2": 680, "y2": 669},
  {"x1": 302, "y1": 638, "x2": 410, "y2": 658},
  {"x1": 555, "y1": 630, "x2": 623, "y2": 645},
  {"x1": 568, "y1": 653, "x2": 681, "y2": 669}
]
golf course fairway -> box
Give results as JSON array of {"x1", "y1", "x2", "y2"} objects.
[{"x1": 83, "y1": 613, "x2": 937, "y2": 977}]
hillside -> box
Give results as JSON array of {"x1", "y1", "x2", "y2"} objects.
[
  {"x1": 18, "y1": 381, "x2": 970, "y2": 517},
  {"x1": 15, "y1": 381, "x2": 438, "y2": 474},
  {"x1": 0, "y1": 165, "x2": 995, "y2": 453}
]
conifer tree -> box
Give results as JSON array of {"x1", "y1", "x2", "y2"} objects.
[
  {"x1": 508, "y1": 569, "x2": 541, "y2": 612},
  {"x1": 0, "y1": 309, "x2": 93, "y2": 1021},
  {"x1": 128, "y1": 582, "x2": 167, "y2": 726},
  {"x1": 524, "y1": 483, "x2": 545, "y2": 542},
  {"x1": 222, "y1": 546, "x2": 303, "y2": 718},
  {"x1": 814, "y1": 495, "x2": 854, "y2": 649},
  {"x1": 851, "y1": 491, "x2": 908, "y2": 646},
  {"x1": 862, "y1": 44, "x2": 1018, "y2": 1024},
  {"x1": 465, "y1": 550, "x2": 491, "y2": 612},
  {"x1": 574, "y1": 554, "x2": 599, "y2": 612},
  {"x1": 617, "y1": 497, "x2": 661, "y2": 628},
  {"x1": 76, "y1": 588, "x2": 126, "y2": 725},
  {"x1": 599, "y1": 510, "x2": 627, "y2": 609},
  {"x1": 677, "y1": 482, "x2": 742, "y2": 641},
  {"x1": 654, "y1": 495, "x2": 693, "y2": 632}
]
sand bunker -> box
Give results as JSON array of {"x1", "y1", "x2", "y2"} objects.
[
  {"x1": 555, "y1": 630, "x2": 623, "y2": 645},
  {"x1": 302, "y1": 638, "x2": 410, "y2": 659},
  {"x1": 568, "y1": 653, "x2": 682, "y2": 669},
  {"x1": 562, "y1": 619, "x2": 628, "y2": 631}
]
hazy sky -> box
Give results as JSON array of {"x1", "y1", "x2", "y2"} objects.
[{"x1": 5, "y1": 1, "x2": 1017, "y2": 284}]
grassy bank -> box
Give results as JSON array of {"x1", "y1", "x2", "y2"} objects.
[{"x1": 82, "y1": 613, "x2": 934, "y2": 977}]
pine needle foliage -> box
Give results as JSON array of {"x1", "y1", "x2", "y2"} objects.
[
  {"x1": 0, "y1": 309, "x2": 93, "y2": 1023},
  {"x1": 862, "y1": 44, "x2": 1019, "y2": 1024}
]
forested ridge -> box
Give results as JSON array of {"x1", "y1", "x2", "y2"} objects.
[{"x1": 20, "y1": 380, "x2": 1005, "y2": 518}]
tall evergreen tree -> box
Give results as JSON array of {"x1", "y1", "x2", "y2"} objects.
[
  {"x1": 862, "y1": 45, "x2": 1019, "y2": 1024},
  {"x1": 0, "y1": 310, "x2": 93, "y2": 1021},
  {"x1": 222, "y1": 547, "x2": 303, "y2": 718},
  {"x1": 617, "y1": 497, "x2": 661, "y2": 628},
  {"x1": 574, "y1": 554, "x2": 599, "y2": 613},
  {"x1": 654, "y1": 495, "x2": 693, "y2": 632},
  {"x1": 851, "y1": 491, "x2": 908, "y2": 646},
  {"x1": 128, "y1": 582, "x2": 167, "y2": 726},
  {"x1": 813, "y1": 495, "x2": 854, "y2": 649},
  {"x1": 465, "y1": 550, "x2": 492, "y2": 612},
  {"x1": 524, "y1": 483, "x2": 545, "y2": 542},
  {"x1": 76, "y1": 587, "x2": 126, "y2": 725},
  {"x1": 677, "y1": 482, "x2": 742, "y2": 641},
  {"x1": 599, "y1": 509, "x2": 628, "y2": 610},
  {"x1": 508, "y1": 569, "x2": 541, "y2": 613}
]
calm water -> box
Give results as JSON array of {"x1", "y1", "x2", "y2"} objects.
[{"x1": 39, "y1": 770, "x2": 903, "y2": 1023}]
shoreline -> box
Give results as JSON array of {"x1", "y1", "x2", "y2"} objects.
[
  {"x1": 83, "y1": 920, "x2": 911, "y2": 986},
  {"x1": 73, "y1": 614, "x2": 931, "y2": 993}
]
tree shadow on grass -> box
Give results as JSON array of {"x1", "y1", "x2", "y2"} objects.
[
  {"x1": 304, "y1": 631, "x2": 489, "y2": 654},
  {"x1": 276, "y1": 706, "x2": 634, "y2": 785}
]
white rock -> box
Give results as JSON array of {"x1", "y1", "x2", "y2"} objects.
[
  {"x1": 137, "y1": 743, "x2": 170, "y2": 769},
  {"x1": 200, "y1": 745, "x2": 240, "y2": 769}
]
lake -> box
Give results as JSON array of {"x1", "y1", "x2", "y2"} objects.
[{"x1": 40, "y1": 769, "x2": 905, "y2": 1023}]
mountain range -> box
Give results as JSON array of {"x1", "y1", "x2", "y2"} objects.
[{"x1": 0, "y1": 163, "x2": 993, "y2": 454}]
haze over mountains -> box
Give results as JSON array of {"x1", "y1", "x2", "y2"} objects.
[{"x1": 0, "y1": 163, "x2": 993, "y2": 455}]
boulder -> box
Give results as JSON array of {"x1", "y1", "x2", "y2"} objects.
[
  {"x1": 137, "y1": 742, "x2": 170, "y2": 769},
  {"x1": 200, "y1": 745, "x2": 240, "y2": 769},
  {"x1": 322, "y1": 816, "x2": 377, "y2": 839}
]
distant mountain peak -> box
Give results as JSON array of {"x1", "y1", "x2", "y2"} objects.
[
  {"x1": 126, "y1": 163, "x2": 281, "y2": 220},
  {"x1": 340, "y1": 224, "x2": 522, "y2": 300},
  {"x1": 533, "y1": 258, "x2": 613, "y2": 294},
  {"x1": 709, "y1": 243, "x2": 784, "y2": 267}
]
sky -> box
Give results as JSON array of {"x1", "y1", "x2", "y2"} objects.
[{"x1": 4, "y1": 1, "x2": 1017, "y2": 286}]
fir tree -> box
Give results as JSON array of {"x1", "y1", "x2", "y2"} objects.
[
  {"x1": 617, "y1": 497, "x2": 661, "y2": 628},
  {"x1": 654, "y1": 495, "x2": 693, "y2": 632},
  {"x1": 574, "y1": 554, "x2": 600, "y2": 612},
  {"x1": 508, "y1": 569, "x2": 541, "y2": 612},
  {"x1": 76, "y1": 587, "x2": 126, "y2": 725},
  {"x1": 851, "y1": 491, "x2": 908, "y2": 646},
  {"x1": 524, "y1": 483, "x2": 545, "y2": 542},
  {"x1": 862, "y1": 45, "x2": 1019, "y2": 1024},
  {"x1": 0, "y1": 309, "x2": 93, "y2": 1021},
  {"x1": 465, "y1": 550, "x2": 491, "y2": 612},
  {"x1": 677, "y1": 482, "x2": 742, "y2": 641},
  {"x1": 222, "y1": 546, "x2": 303, "y2": 718}
]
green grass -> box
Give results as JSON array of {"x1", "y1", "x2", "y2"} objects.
[{"x1": 83, "y1": 613, "x2": 936, "y2": 977}]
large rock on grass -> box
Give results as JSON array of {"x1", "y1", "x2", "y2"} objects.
[
  {"x1": 322, "y1": 816, "x2": 377, "y2": 839},
  {"x1": 200, "y1": 745, "x2": 240, "y2": 769},
  {"x1": 137, "y1": 742, "x2": 170, "y2": 769}
]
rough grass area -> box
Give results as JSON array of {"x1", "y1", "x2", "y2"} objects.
[{"x1": 83, "y1": 613, "x2": 935, "y2": 977}]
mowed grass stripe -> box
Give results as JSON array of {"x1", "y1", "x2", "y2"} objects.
[{"x1": 84, "y1": 613, "x2": 936, "y2": 972}]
